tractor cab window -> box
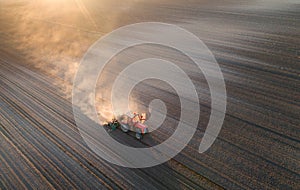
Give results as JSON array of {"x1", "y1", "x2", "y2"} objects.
[{"x1": 132, "y1": 114, "x2": 140, "y2": 123}]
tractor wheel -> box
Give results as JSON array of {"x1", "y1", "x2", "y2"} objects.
[
  {"x1": 120, "y1": 124, "x2": 129, "y2": 133},
  {"x1": 136, "y1": 132, "x2": 142, "y2": 140}
]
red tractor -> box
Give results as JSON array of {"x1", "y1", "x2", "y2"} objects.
[{"x1": 105, "y1": 112, "x2": 148, "y2": 140}]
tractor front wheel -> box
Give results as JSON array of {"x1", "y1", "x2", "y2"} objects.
[
  {"x1": 120, "y1": 124, "x2": 129, "y2": 133},
  {"x1": 135, "y1": 132, "x2": 142, "y2": 140}
]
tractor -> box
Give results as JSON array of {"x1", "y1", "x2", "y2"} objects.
[{"x1": 104, "y1": 112, "x2": 149, "y2": 140}]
